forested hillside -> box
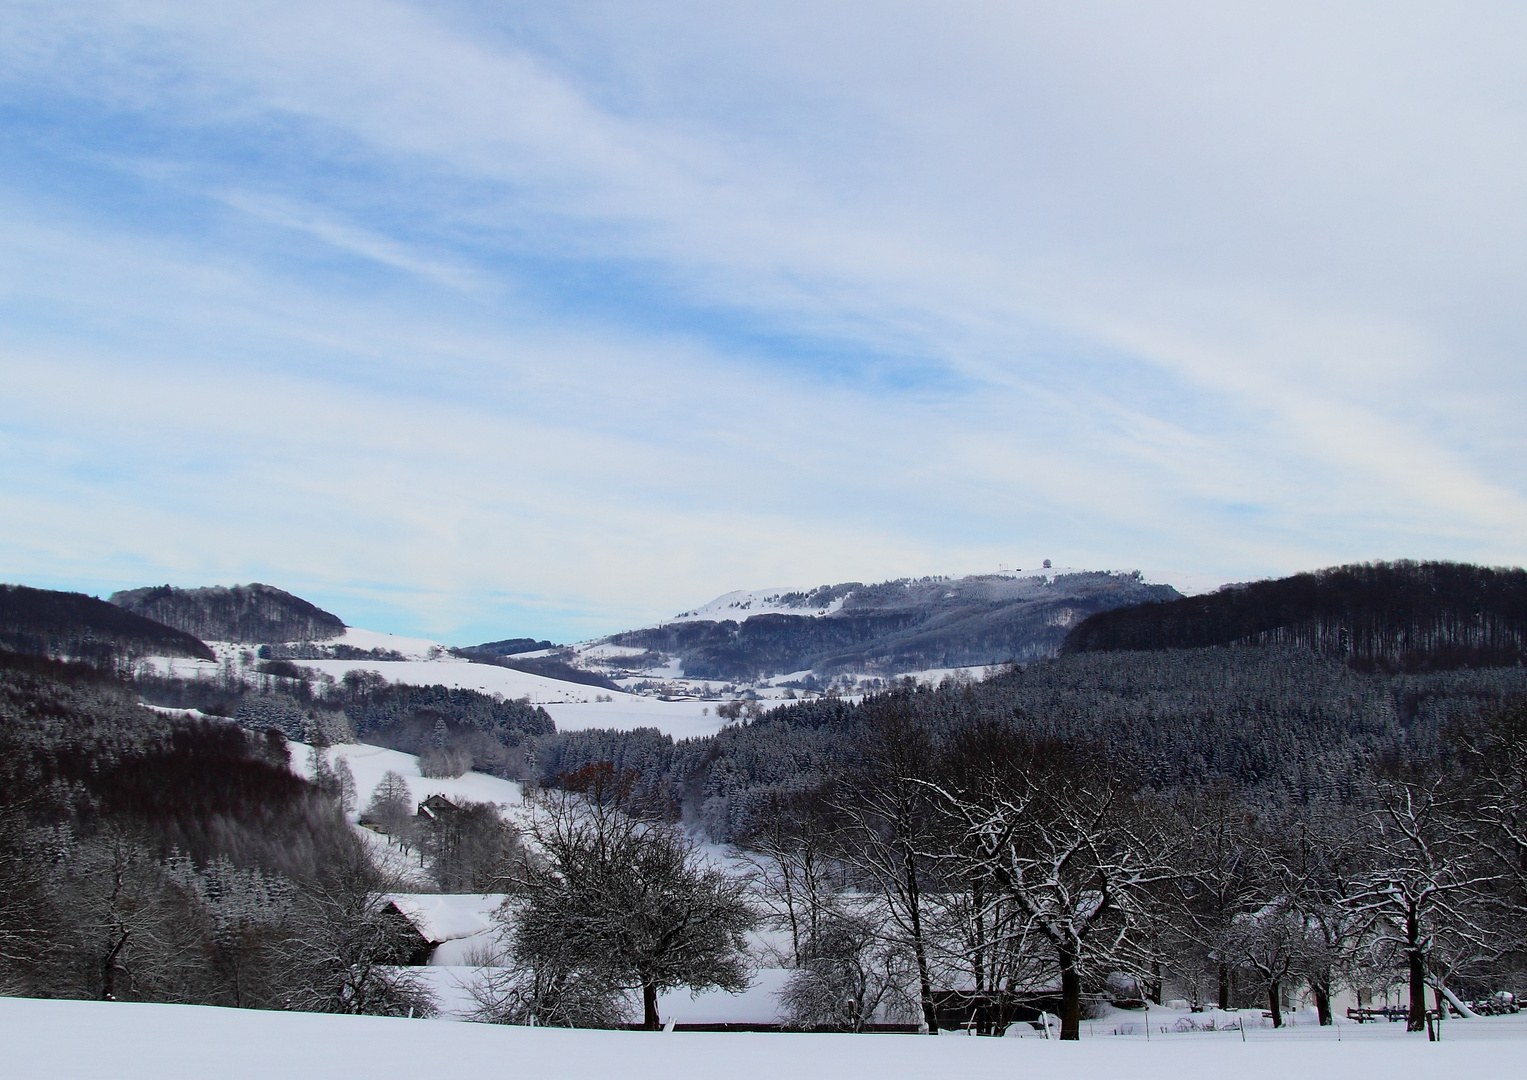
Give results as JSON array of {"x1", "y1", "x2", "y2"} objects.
[
  {"x1": 132, "y1": 666, "x2": 556, "y2": 781},
  {"x1": 5, "y1": 562, "x2": 1527, "y2": 1035},
  {"x1": 110, "y1": 583, "x2": 346, "y2": 643},
  {"x1": 1062, "y1": 561, "x2": 1527, "y2": 671},
  {"x1": 538, "y1": 645, "x2": 1527, "y2": 839},
  {"x1": 0, "y1": 652, "x2": 350, "y2": 874},
  {"x1": 335, "y1": 676, "x2": 554, "y2": 778},
  {"x1": 0, "y1": 584, "x2": 213, "y2": 668}
]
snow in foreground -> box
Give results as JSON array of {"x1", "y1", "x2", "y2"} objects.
[{"x1": 5, "y1": 998, "x2": 1527, "y2": 1080}]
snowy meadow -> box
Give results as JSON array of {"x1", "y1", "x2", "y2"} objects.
[{"x1": 6, "y1": 996, "x2": 1524, "y2": 1080}]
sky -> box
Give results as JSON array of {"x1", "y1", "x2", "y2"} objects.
[{"x1": 3, "y1": 2, "x2": 1526, "y2": 644}]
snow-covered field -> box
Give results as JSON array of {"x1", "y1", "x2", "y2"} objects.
[
  {"x1": 296, "y1": 741, "x2": 525, "y2": 811},
  {"x1": 4, "y1": 996, "x2": 1524, "y2": 1080},
  {"x1": 144, "y1": 627, "x2": 625, "y2": 706},
  {"x1": 143, "y1": 642, "x2": 769, "y2": 737},
  {"x1": 545, "y1": 697, "x2": 728, "y2": 739},
  {"x1": 292, "y1": 741, "x2": 527, "y2": 885},
  {"x1": 412, "y1": 964, "x2": 796, "y2": 1024},
  {"x1": 300, "y1": 657, "x2": 602, "y2": 704},
  {"x1": 137, "y1": 611, "x2": 1021, "y2": 740}
]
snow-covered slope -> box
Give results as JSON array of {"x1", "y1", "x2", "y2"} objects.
[
  {"x1": 670, "y1": 587, "x2": 848, "y2": 623},
  {"x1": 297, "y1": 656, "x2": 599, "y2": 704},
  {"x1": 295, "y1": 742, "x2": 525, "y2": 812},
  {"x1": 543, "y1": 697, "x2": 732, "y2": 740},
  {"x1": 329, "y1": 626, "x2": 450, "y2": 660},
  {"x1": 141, "y1": 627, "x2": 624, "y2": 705}
]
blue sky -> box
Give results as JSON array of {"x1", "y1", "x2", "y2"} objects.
[{"x1": 3, "y1": 1, "x2": 1527, "y2": 644}]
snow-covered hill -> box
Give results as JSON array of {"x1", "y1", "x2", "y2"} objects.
[
  {"x1": 666, "y1": 568, "x2": 1223, "y2": 626},
  {"x1": 141, "y1": 632, "x2": 733, "y2": 739},
  {"x1": 586, "y1": 569, "x2": 1187, "y2": 683}
]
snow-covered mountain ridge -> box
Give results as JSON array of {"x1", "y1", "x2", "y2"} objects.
[
  {"x1": 665, "y1": 568, "x2": 1217, "y2": 626},
  {"x1": 582, "y1": 569, "x2": 1185, "y2": 684}
]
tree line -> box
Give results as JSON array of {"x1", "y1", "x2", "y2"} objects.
[
  {"x1": 708, "y1": 687, "x2": 1527, "y2": 1038},
  {"x1": 514, "y1": 647, "x2": 1527, "y2": 1037}
]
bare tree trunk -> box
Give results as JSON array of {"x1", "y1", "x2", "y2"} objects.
[
  {"x1": 1433, "y1": 981, "x2": 1479, "y2": 1018},
  {"x1": 971, "y1": 882, "x2": 989, "y2": 1035},
  {"x1": 100, "y1": 928, "x2": 130, "y2": 1001},
  {"x1": 902, "y1": 841, "x2": 937, "y2": 1033},
  {"x1": 1407, "y1": 947, "x2": 1426, "y2": 1033},
  {"x1": 643, "y1": 981, "x2": 661, "y2": 1030},
  {"x1": 1059, "y1": 953, "x2": 1082, "y2": 1041},
  {"x1": 1313, "y1": 980, "x2": 1333, "y2": 1026},
  {"x1": 1218, "y1": 962, "x2": 1230, "y2": 1010},
  {"x1": 780, "y1": 863, "x2": 801, "y2": 967},
  {"x1": 1267, "y1": 981, "x2": 1283, "y2": 1028}
]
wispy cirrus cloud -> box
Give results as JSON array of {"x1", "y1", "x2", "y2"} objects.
[{"x1": 1, "y1": 1, "x2": 1525, "y2": 641}]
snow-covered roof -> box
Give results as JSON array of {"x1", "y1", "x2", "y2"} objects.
[{"x1": 382, "y1": 893, "x2": 505, "y2": 944}]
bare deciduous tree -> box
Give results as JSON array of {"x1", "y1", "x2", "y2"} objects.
[
  {"x1": 276, "y1": 851, "x2": 436, "y2": 1017},
  {"x1": 778, "y1": 911, "x2": 917, "y2": 1031},
  {"x1": 736, "y1": 784, "x2": 841, "y2": 967},
  {"x1": 364, "y1": 771, "x2": 415, "y2": 840},
  {"x1": 466, "y1": 936, "x2": 631, "y2": 1029},
  {"x1": 919, "y1": 725, "x2": 1174, "y2": 1040},
  {"x1": 834, "y1": 696, "x2": 941, "y2": 1032},
  {"x1": 1168, "y1": 787, "x2": 1264, "y2": 1010},
  {"x1": 1226, "y1": 898, "x2": 1304, "y2": 1027},
  {"x1": 1280, "y1": 807, "x2": 1367, "y2": 1026},
  {"x1": 512, "y1": 765, "x2": 756, "y2": 1029},
  {"x1": 1345, "y1": 773, "x2": 1500, "y2": 1032},
  {"x1": 1459, "y1": 701, "x2": 1527, "y2": 922}
]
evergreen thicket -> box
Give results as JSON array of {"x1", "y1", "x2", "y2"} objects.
[
  {"x1": 338, "y1": 677, "x2": 553, "y2": 779},
  {"x1": 451, "y1": 648, "x2": 620, "y2": 691}
]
